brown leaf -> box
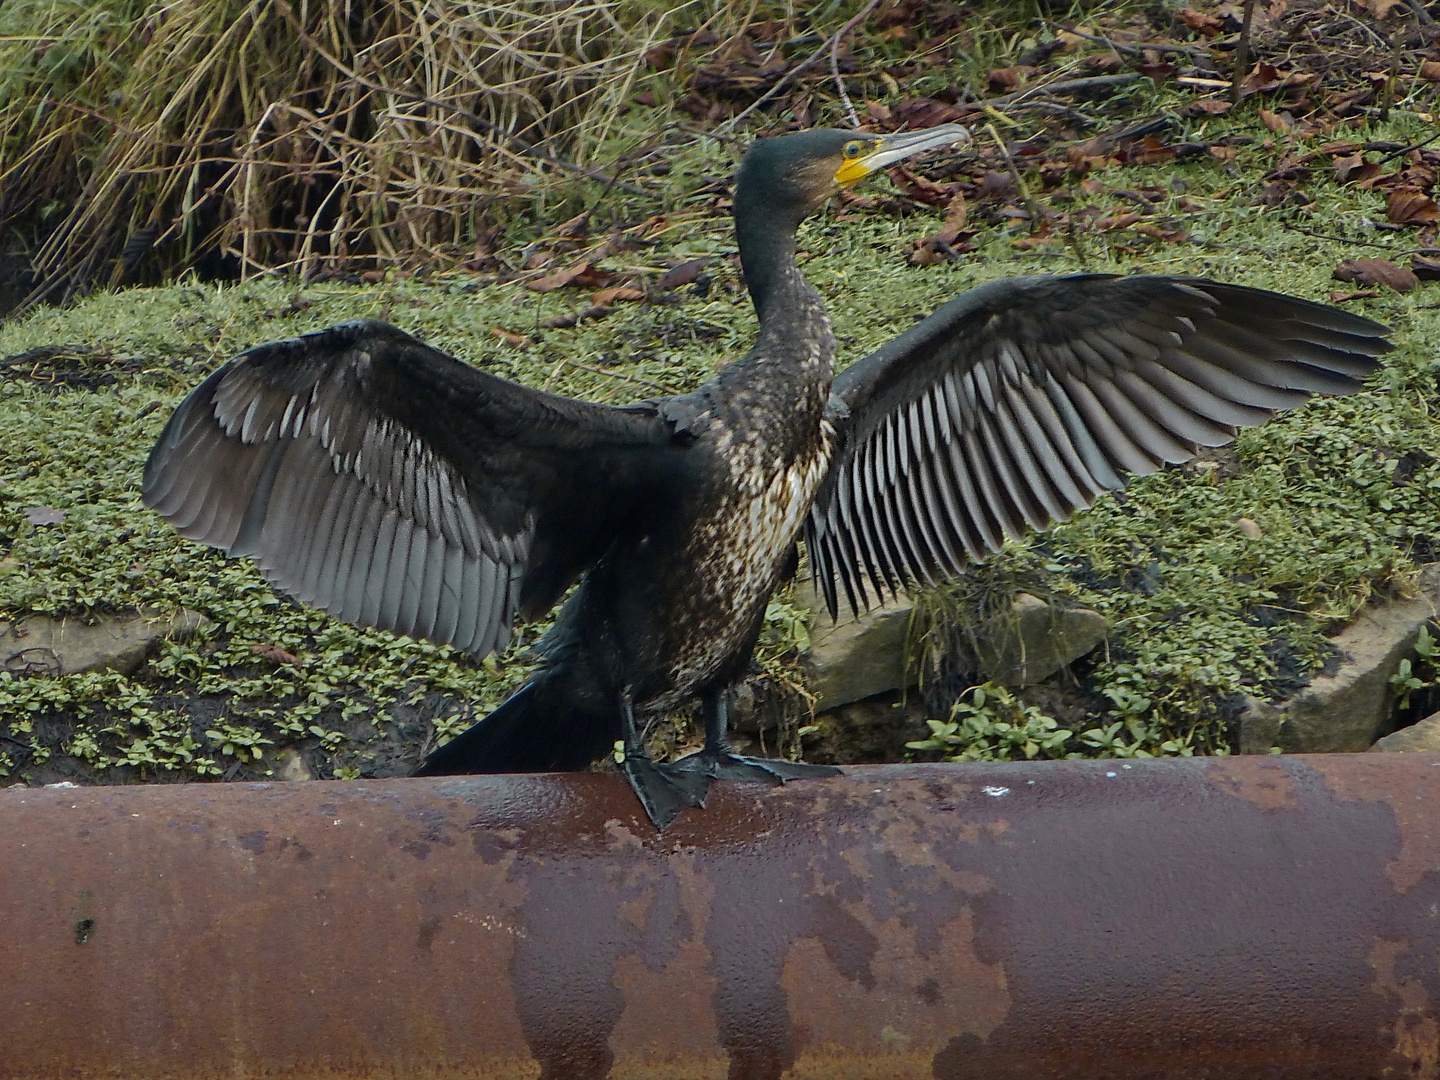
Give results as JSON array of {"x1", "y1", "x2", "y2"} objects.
[
  {"x1": 1079, "y1": 177, "x2": 1105, "y2": 196},
  {"x1": 890, "y1": 166, "x2": 953, "y2": 205},
  {"x1": 590, "y1": 286, "x2": 645, "y2": 305},
  {"x1": 892, "y1": 97, "x2": 969, "y2": 128},
  {"x1": 1421, "y1": 61, "x2": 1440, "y2": 82},
  {"x1": 1412, "y1": 254, "x2": 1440, "y2": 279},
  {"x1": 1357, "y1": 0, "x2": 1405, "y2": 16},
  {"x1": 1388, "y1": 190, "x2": 1440, "y2": 225},
  {"x1": 1187, "y1": 97, "x2": 1234, "y2": 115},
  {"x1": 1209, "y1": 145, "x2": 1239, "y2": 164},
  {"x1": 1258, "y1": 109, "x2": 1291, "y2": 133},
  {"x1": 1137, "y1": 61, "x2": 1177, "y2": 81},
  {"x1": 1096, "y1": 212, "x2": 1143, "y2": 230},
  {"x1": 1239, "y1": 62, "x2": 1283, "y2": 96},
  {"x1": 656, "y1": 257, "x2": 712, "y2": 291},
  {"x1": 1333, "y1": 257, "x2": 1419, "y2": 293},
  {"x1": 1177, "y1": 7, "x2": 1225, "y2": 34},
  {"x1": 1327, "y1": 289, "x2": 1381, "y2": 302},
  {"x1": 22, "y1": 506, "x2": 64, "y2": 526},
  {"x1": 909, "y1": 241, "x2": 946, "y2": 266},
  {"x1": 866, "y1": 100, "x2": 893, "y2": 123},
  {"x1": 528, "y1": 261, "x2": 611, "y2": 292},
  {"x1": 1128, "y1": 137, "x2": 1176, "y2": 165},
  {"x1": 987, "y1": 65, "x2": 1036, "y2": 92},
  {"x1": 936, "y1": 192, "x2": 968, "y2": 244},
  {"x1": 1235, "y1": 517, "x2": 1263, "y2": 539},
  {"x1": 1332, "y1": 153, "x2": 1368, "y2": 182},
  {"x1": 491, "y1": 327, "x2": 534, "y2": 348},
  {"x1": 1134, "y1": 222, "x2": 1187, "y2": 241},
  {"x1": 251, "y1": 643, "x2": 303, "y2": 668},
  {"x1": 554, "y1": 212, "x2": 589, "y2": 239}
]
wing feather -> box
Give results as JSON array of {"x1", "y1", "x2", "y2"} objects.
[
  {"x1": 143, "y1": 319, "x2": 677, "y2": 656},
  {"x1": 809, "y1": 275, "x2": 1389, "y2": 617}
]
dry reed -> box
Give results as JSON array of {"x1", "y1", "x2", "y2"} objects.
[{"x1": 0, "y1": 0, "x2": 816, "y2": 306}]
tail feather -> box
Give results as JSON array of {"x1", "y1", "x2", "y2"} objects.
[{"x1": 415, "y1": 677, "x2": 618, "y2": 775}]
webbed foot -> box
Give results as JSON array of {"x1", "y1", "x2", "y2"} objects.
[
  {"x1": 621, "y1": 754, "x2": 708, "y2": 830},
  {"x1": 667, "y1": 748, "x2": 842, "y2": 785}
]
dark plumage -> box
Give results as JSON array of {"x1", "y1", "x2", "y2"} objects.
[{"x1": 142, "y1": 125, "x2": 1391, "y2": 827}]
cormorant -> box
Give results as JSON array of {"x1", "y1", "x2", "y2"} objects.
[{"x1": 142, "y1": 125, "x2": 1391, "y2": 828}]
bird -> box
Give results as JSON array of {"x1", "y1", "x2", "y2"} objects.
[{"x1": 142, "y1": 124, "x2": 1391, "y2": 828}]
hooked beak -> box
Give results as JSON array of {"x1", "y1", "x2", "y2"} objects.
[{"x1": 834, "y1": 123, "x2": 972, "y2": 186}]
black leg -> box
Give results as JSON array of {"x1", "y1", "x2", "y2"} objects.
[
  {"x1": 616, "y1": 690, "x2": 707, "y2": 829},
  {"x1": 667, "y1": 688, "x2": 843, "y2": 785}
]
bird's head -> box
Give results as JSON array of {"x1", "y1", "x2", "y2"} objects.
[{"x1": 734, "y1": 124, "x2": 971, "y2": 227}]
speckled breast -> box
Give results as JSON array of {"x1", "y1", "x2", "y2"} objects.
[{"x1": 661, "y1": 416, "x2": 836, "y2": 695}]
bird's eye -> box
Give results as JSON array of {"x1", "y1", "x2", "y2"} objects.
[{"x1": 843, "y1": 140, "x2": 864, "y2": 159}]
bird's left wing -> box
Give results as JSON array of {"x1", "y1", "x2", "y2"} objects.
[
  {"x1": 805, "y1": 275, "x2": 1391, "y2": 618},
  {"x1": 142, "y1": 320, "x2": 680, "y2": 656}
]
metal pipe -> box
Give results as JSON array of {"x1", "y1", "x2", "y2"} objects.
[{"x1": 2, "y1": 754, "x2": 1438, "y2": 1079}]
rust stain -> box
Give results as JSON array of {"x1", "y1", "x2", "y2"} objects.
[
  {"x1": 781, "y1": 909, "x2": 1009, "y2": 1076},
  {"x1": 1312, "y1": 752, "x2": 1440, "y2": 894},
  {"x1": 1371, "y1": 938, "x2": 1440, "y2": 1079},
  {"x1": 1207, "y1": 756, "x2": 1303, "y2": 811}
]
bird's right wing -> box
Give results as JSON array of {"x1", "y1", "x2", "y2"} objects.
[
  {"x1": 805, "y1": 275, "x2": 1392, "y2": 618},
  {"x1": 142, "y1": 319, "x2": 680, "y2": 657}
]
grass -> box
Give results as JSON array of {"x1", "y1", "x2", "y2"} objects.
[{"x1": 2, "y1": 0, "x2": 1438, "y2": 780}]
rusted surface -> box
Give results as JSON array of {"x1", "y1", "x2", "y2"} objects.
[{"x1": 3, "y1": 755, "x2": 1440, "y2": 1079}]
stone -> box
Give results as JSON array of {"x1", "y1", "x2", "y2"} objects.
[
  {"x1": 971, "y1": 593, "x2": 1109, "y2": 688},
  {"x1": 269, "y1": 747, "x2": 316, "y2": 781},
  {"x1": 1370, "y1": 710, "x2": 1440, "y2": 752},
  {"x1": 796, "y1": 581, "x2": 1108, "y2": 712},
  {"x1": 1238, "y1": 563, "x2": 1440, "y2": 754},
  {"x1": 0, "y1": 607, "x2": 211, "y2": 677},
  {"x1": 795, "y1": 580, "x2": 914, "y2": 712}
]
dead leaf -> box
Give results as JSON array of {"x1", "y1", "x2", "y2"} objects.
[
  {"x1": 866, "y1": 100, "x2": 893, "y2": 123},
  {"x1": 251, "y1": 643, "x2": 303, "y2": 668},
  {"x1": 1333, "y1": 153, "x2": 1368, "y2": 183},
  {"x1": 1421, "y1": 61, "x2": 1440, "y2": 82},
  {"x1": 1128, "y1": 137, "x2": 1176, "y2": 165},
  {"x1": 554, "y1": 212, "x2": 589, "y2": 239},
  {"x1": 657, "y1": 257, "x2": 713, "y2": 291},
  {"x1": 1209, "y1": 145, "x2": 1239, "y2": 164},
  {"x1": 1177, "y1": 7, "x2": 1225, "y2": 34},
  {"x1": 987, "y1": 65, "x2": 1036, "y2": 92},
  {"x1": 909, "y1": 241, "x2": 946, "y2": 266},
  {"x1": 1186, "y1": 97, "x2": 1234, "y2": 115},
  {"x1": 528, "y1": 261, "x2": 611, "y2": 292},
  {"x1": 1079, "y1": 177, "x2": 1105, "y2": 196},
  {"x1": 23, "y1": 506, "x2": 64, "y2": 526},
  {"x1": 1134, "y1": 222, "x2": 1187, "y2": 241},
  {"x1": 542, "y1": 306, "x2": 610, "y2": 329},
  {"x1": 1137, "y1": 61, "x2": 1176, "y2": 81},
  {"x1": 1240, "y1": 62, "x2": 1284, "y2": 96},
  {"x1": 1327, "y1": 289, "x2": 1381, "y2": 302},
  {"x1": 936, "y1": 192, "x2": 968, "y2": 244},
  {"x1": 1011, "y1": 223, "x2": 1055, "y2": 250},
  {"x1": 590, "y1": 286, "x2": 645, "y2": 305},
  {"x1": 491, "y1": 327, "x2": 534, "y2": 348},
  {"x1": 1411, "y1": 255, "x2": 1440, "y2": 279},
  {"x1": 1235, "y1": 517, "x2": 1263, "y2": 538},
  {"x1": 1333, "y1": 257, "x2": 1419, "y2": 293},
  {"x1": 1356, "y1": 0, "x2": 1406, "y2": 15},
  {"x1": 1258, "y1": 109, "x2": 1291, "y2": 133},
  {"x1": 1096, "y1": 212, "x2": 1143, "y2": 230},
  {"x1": 1388, "y1": 190, "x2": 1440, "y2": 225}
]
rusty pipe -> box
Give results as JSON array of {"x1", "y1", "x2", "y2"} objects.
[{"x1": 2, "y1": 754, "x2": 1439, "y2": 1079}]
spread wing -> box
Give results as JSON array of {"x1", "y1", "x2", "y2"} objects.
[
  {"x1": 142, "y1": 319, "x2": 679, "y2": 656},
  {"x1": 805, "y1": 275, "x2": 1392, "y2": 618}
]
